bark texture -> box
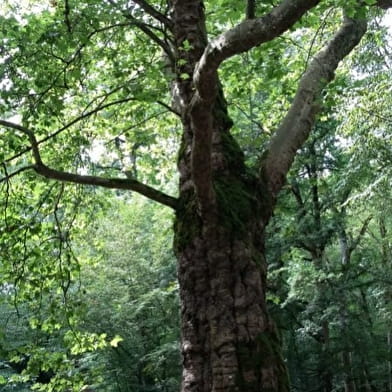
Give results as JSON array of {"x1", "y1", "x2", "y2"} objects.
[
  {"x1": 175, "y1": 89, "x2": 286, "y2": 391},
  {"x1": 172, "y1": 1, "x2": 290, "y2": 390}
]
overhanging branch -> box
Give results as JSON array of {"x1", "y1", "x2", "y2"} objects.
[
  {"x1": 0, "y1": 120, "x2": 178, "y2": 210},
  {"x1": 33, "y1": 164, "x2": 178, "y2": 210},
  {"x1": 3, "y1": 96, "x2": 136, "y2": 165}
]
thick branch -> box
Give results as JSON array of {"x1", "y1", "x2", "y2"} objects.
[
  {"x1": 262, "y1": 16, "x2": 367, "y2": 198},
  {"x1": 33, "y1": 164, "x2": 178, "y2": 209},
  {"x1": 193, "y1": 0, "x2": 321, "y2": 101},
  {"x1": 0, "y1": 120, "x2": 178, "y2": 210},
  {"x1": 189, "y1": 0, "x2": 322, "y2": 214}
]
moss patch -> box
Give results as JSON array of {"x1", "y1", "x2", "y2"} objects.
[
  {"x1": 173, "y1": 190, "x2": 202, "y2": 253},
  {"x1": 220, "y1": 130, "x2": 246, "y2": 173},
  {"x1": 213, "y1": 175, "x2": 256, "y2": 238}
]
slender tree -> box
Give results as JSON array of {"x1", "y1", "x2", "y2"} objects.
[{"x1": 1, "y1": 0, "x2": 391, "y2": 391}]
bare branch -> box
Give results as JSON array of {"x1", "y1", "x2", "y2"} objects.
[
  {"x1": 130, "y1": 0, "x2": 173, "y2": 30},
  {"x1": 0, "y1": 120, "x2": 178, "y2": 210},
  {"x1": 261, "y1": 16, "x2": 367, "y2": 199},
  {"x1": 246, "y1": 0, "x2": 256, "y2": 19}
]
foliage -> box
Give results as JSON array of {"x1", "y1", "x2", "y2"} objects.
[
  {"x1": 0, "y1": 0, "x2": 391, "y2": 391},
  {"x1": 77, "y1": 195, "x2": 180, "y2": 392}
]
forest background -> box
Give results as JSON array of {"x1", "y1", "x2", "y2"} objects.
[{"x1": 0, "y1": 0, "x2": 391, "y2": 391}]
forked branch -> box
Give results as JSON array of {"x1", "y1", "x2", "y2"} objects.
[
  {"x1": 130, "y1": 0, "x2": 173, "y2": 30},
  {"x1": 189, "y1": 0, "x2": 321, "y2": 214},
  {"x1": 0, "y1": 120, "x2": 178, "y2": 210}
]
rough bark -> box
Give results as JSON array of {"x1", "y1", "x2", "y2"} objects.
[
  {"x1": 172, "y1": 2, "x2": 292, "y2": 390},
  {"x1": 175, "y1": 95, "x2": 287, "y2": 391}
]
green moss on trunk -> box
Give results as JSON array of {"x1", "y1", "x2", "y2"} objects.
[
  {"x1": 173, "y1": 190, "x2": 202, "y2": 253},
  {"x1": 213, "y1": 176, "x2": 256, "y2": 237}
]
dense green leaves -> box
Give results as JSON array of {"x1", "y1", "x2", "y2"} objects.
[{"x1": 1, "y1": 0, "x2": 391, "y2": 391}]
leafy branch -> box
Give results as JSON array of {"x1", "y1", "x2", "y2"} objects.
[
  {"x1": 3, "y1": 96, "x2": 136, "y2": 165},
  {"x1": 0, "y1": 120, "x2": 178, "y2": 210}
]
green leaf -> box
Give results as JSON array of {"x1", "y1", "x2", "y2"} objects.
[
  {"x1": 180, "y1": 73, "x2": 190, "y2": 80},
  {"x1": 109, "y1": 335, "x2": 123, "y2": 347}
]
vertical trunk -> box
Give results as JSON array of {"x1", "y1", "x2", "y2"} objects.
[
  {"x1": 320, "y1": 321, "x2": 333, "y2": 392},
  {"x1": 174, "y1": 85, "x2": 288, "y2": 392},
  {"x1": 171, "y1": 2, "x2": 290, "y2": 390},
  {"x1": 175, "y1": 211, "x2": 288, "y2": 392},
  {"x1": 379, "y1": 217, "x2": 392, "y2": 392},
  {"x1": 358, "y1": 365, "x2": 377, "y2": 392},
  {"x1": 338, "y1": 225, "x2": 350, "y2": 267},
  {"x1": 342, "y1": 351, "x2": 357, "y2": 392},
  {"x1": 388, "y1": 332, "x2": 392, "y2": 392}
]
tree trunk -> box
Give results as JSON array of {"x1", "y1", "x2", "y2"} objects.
[
  {"x1": 169, "y1": 1, "x2": 368, "y2": 390},
  {"x1": 342, "y1": 351, "x2": 357, "y2": 392},
  {"x1": 170, "y1": 2, "x2": 288, "y2": 389},
  {"x1": 173, "y1": 49, "x2": 288, "y2": 392},
  {"x1": 175, "y1": 215, "x2": 288, "y2": 391},
  {"x1": 320, "y1": 321, "x2": 333, "y2": 392},
  {"x1": 387, "y1": 331, "x2": 392, "y2": 392},
  {"x1": 174, "y1": 84, "x2": 288, "y2": 390},
  {"x1": 175, "y1": 194, "x2": 288, "y2": 391}
]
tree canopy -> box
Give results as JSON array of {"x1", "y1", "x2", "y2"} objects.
[{"x1": 0, "y1": 0, "x2": 391, "y2": 391}]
